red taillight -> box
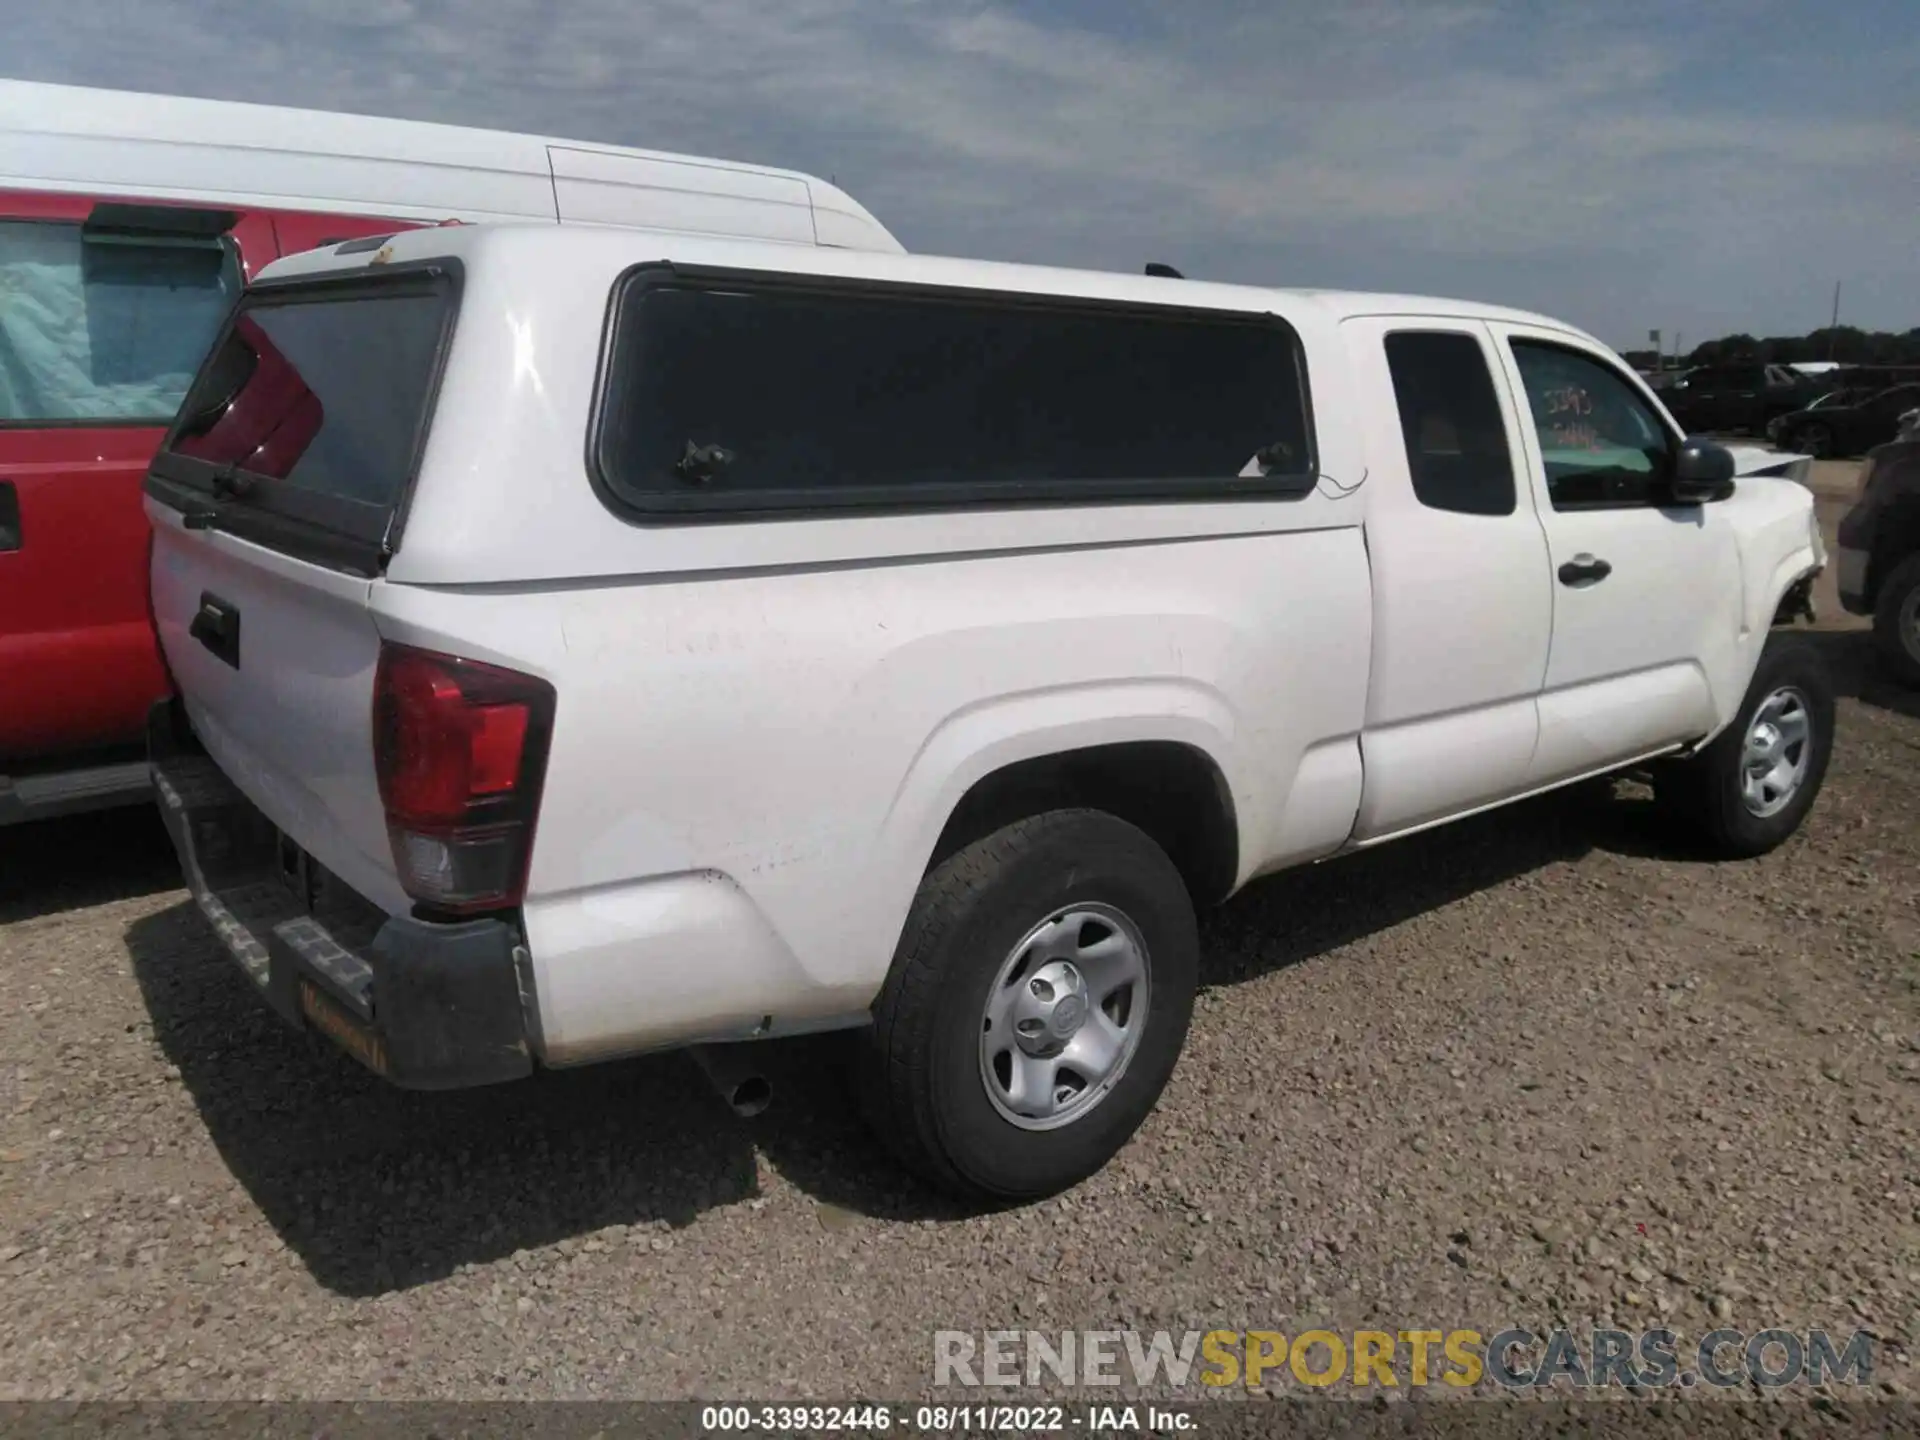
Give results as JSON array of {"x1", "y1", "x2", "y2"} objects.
[{"x1": 372, "y1": 643, "x2": 555, "y2": 914}]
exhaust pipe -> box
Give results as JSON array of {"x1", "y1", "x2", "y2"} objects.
[{"x1": 689, "y1": 1044, "x2": 772, "y2": 1119}]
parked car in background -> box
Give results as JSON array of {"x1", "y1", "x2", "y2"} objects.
[
  {"x1": 1767, "y1": 382, "x2": 1920, "y2": 459},
  {"x1": 1838, "y1": 434, "x2": 1920, "y2": 685},
  {"x1": 0, "y1": 80, "x2": 900, "y2": 826},
  {"x1": 1662, "y1": 362, "x2": 1818, "y2": 436},
  {"x1": 147, "y1": 223, "x2": 1829, "y2": 1199}
]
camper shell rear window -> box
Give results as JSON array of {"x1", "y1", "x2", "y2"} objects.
[
  {"x1": 145, "y1": 260, "x2": 460, "y2": 574},
  {"x1": 590, "y1": 264, "x2": 1317, "y2": 520}
]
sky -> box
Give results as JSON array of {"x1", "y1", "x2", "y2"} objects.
[{"x1": 8, "y1": 0, "x2": 1916, "y2": 352}]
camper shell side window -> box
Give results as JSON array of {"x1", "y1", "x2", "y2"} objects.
[{"x1": 588, "y1": 264, "x2": 1318, "y2": 521}]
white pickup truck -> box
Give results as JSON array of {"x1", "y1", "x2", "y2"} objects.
[{"x1": 144, "y1": 224, "x2": 1831, "y2": 1200}]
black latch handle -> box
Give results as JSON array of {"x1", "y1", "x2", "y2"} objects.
[
  {"x1": 1557, "y1": 554, "x2": 1613, "y2": 587},
  {"x1": 189, "y1": 592, "x2": 242, "y2": 668}
]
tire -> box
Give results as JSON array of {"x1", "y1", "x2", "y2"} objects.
[
  {"x1": 859, "y1": 809, "x2": 1198, "y2": 1202},
  {"x1": 1794, "y1": 422, "x2": 1833, "y2": 459},
  {"x1": 1654, "y1": 635, "x2": 1835, "y2": 858},
  {"x1": 1871, "y1": 553, "x2": 1920, "y2": 688}
]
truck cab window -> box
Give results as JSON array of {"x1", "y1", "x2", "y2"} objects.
[
  {"x1": 1511, "y1": 341, "x2": 1675, "y2": 510},
  {"x1": 0, "y1": 220, "x2": 239, "y2": 424},
  {"x1": 1382, "y1": 331, "x2": 1515, "y2": 516}
]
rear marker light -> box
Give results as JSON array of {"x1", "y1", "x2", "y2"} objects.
[{"x1": 373, "y1": 643, "x2": 555, "y2": 914}]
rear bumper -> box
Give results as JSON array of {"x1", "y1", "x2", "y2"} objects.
[{"x1": 148, "y1": 702, "x2": 533, "y2": 1090}]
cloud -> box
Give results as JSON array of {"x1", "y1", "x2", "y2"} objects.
[{"x1": 6, "y1": 0, "x2": 1916, "y2": 345}]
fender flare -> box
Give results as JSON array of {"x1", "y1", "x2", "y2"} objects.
[
  {"x1": 852, "y1": 679, "x2": 1246, "y2": 970},
  {"x1": 1695, "y1": 542, "x2": 1824, "y2": 750}
]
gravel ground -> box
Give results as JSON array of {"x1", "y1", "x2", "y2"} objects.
[{"x1": 1, "y1": 463, "x2": 1916, "y2": 1405}]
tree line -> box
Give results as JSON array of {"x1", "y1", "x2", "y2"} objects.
[{"x1": 1621, "y1": 325, "x2": 1920, "y2": 372}]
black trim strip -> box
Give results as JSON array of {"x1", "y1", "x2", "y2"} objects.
[
  {"x1": 149, "y1": 452, "x2": 394, "y2": 540},
  {"x1": 146, "y1": 472, "x2": 387, "y2": 576},
  {"x1": 332, "y1": 233, "x2": 399, "y2": 254},
  {"x1": 84, "y1": 202, "x2": 239, "y2": 239},
  {"x1": 585, "y1": 261, "x2": 1321, "y2": 526},
  {"x1": 0, "y1": 417, "x2": 175, "y2": 432}
]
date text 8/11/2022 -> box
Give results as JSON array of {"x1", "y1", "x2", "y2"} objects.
[{"x1": 699, "y1": 1403, "x2": 1195, "y2": 1432}]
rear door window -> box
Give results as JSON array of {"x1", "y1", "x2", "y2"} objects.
[
  {"x1": 148, "y1": 264, "x2": 459, "y2": 572},
  {"x1": 0, "y1": 219, "x2": 240, "y2": 424},
  {"x1": 592, "y1": 267, "x2": 1315, "y2": 518},
  {"x1": 1382, "y1": 331, "x2": 1516, "y2": 516}
]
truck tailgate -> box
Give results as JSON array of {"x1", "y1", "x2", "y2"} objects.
[
  {"x1": 150, "y1": 509, "x2": 407, "y2": 915},
  {"x1": 140, "y1": 260, "x2": 461, "y2": 916}
]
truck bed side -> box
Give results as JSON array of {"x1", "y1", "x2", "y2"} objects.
[{"x1": 370, "y1": 523, "x2": 1373, "y2": 1062}]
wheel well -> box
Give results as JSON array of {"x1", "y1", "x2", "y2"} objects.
[
  {"x1": 929, "y1": 742, "x2": 1240, "y2": 908},
  {"x1": 1772, "y1": 569, "x2": 1818, "y2": 626},
  {"x1": 1870, "y1": 500, "x2": 1920, "y2": 604}
]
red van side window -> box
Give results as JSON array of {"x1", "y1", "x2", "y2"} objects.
[{"x1": 0, "y1": 219, "x2": 239, "y2": 424}]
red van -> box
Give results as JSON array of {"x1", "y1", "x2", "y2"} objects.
[
  {"x1": 0, "y1": 80, "x2": 903, "y2": 824},
  {"x1": 0, "y1": 191, "x2": 418, "y2": 823}
]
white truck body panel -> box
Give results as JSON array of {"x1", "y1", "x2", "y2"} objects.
[
  {"x1": 1490, "y1": 320, "x2": 1744, "y2": 778},
  {"x1": 146, "y1": 224, "x2": 1826, "y2": 1070},
  {"x1": 149, "y1": 523, "x2": 406, "y2": 916},
  {"x1": 1338, "y1": 316, "x2": 1553, "y2": 839}
]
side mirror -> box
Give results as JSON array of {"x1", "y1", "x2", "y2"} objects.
[{"x1": 1671, "y1": 437, "x2": 1735, "y2": 503}]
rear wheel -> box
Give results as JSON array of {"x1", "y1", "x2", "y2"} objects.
[
  {"x1": 859, "y1": 809, "x2": 1197, "y2": 1201},
  {"x1": 1872, "y1": 553, "x2": 1920, "y2": 688},
  {"x1": 1654, "y1": 636, "x2": 1834, "y2": 857},
  {"x1": 1793, "y1": 421, "x2": 1834, "y2": 459}
]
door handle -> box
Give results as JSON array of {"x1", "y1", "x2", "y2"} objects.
[
  {"x1": 1558, "y1": 554, "x2": 1612, "y2": 587},
  {"x1": 0, "y1": 481, "x2": 18, "y2": 552},
  {"x1": 189, "y1": 592, "x2": 242, "y2": 668}
]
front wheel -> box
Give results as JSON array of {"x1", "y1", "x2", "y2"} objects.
[
  {"x1": 859, "y1": 809, "x2": 1198, "y2": 1201},
  {"x1": 1871, "y1": 553, "x2": 1920, "y2": 688},
  {"x1": 1654, "y1": 635, "x2": 1835, "y2": 857}
]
